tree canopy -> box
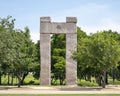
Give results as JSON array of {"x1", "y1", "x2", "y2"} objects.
[{"x1": 72, "y1": 29, "x2": 120, "y2": 87}]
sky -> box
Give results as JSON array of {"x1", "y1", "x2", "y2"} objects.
[{"x1": 0, "y1": 0, "x2": 120, "y2": 42}]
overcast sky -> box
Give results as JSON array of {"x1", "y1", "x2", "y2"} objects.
[{"x1": 0, "y1": 0, "x2": 120, "y2": 42}]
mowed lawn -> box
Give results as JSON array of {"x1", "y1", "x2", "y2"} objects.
[{"x1": 0, "y1": 94, "x2": 120, "y2": 96}]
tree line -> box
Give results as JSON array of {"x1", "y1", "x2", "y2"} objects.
[
  {"x1": 0, "y1": 16, "x2": 120, "y2": 88},
  {"x1": 0, "y1": 16, "x2": 40, "y2": 87}
]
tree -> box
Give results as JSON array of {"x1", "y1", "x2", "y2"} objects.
[
  {"x1": 51, "y1": 34, "x2": 66, "y2": 85},
  {"x1": 0, "y1": 16, "x2": 37, "y2": 87},
  {"x1": 73, "y1": 30, "x2": 120, "y2": 88},
  {"x1": 53, "y1": 57, "x2": 65, "y2": 85},
  {"x1": 0, "y1": 16, "x2": 15, "y2": 84},
  {"x1": 91, "y1": 31, "x2": 120, "y2": 87},
  {"x1": 11, "y1": 27, "x2": 36, "y2": 87},
  {"x1": 33, "y1": 40, "x2": 40, "y2": 79}
]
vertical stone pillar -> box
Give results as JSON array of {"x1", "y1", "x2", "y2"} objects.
[
  {"x1": 40, "y1": 17, "x2": 51, "y2": 85},
  {"x1": 66, "y1": 17, "x2": 77, "y2": 85}
]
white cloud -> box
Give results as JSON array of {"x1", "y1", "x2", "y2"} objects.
[{"x1": 30, "y1": 32, "x2": 39, "y2": 43}]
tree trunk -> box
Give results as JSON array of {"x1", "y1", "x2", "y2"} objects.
[
  {"x1": 102, "y1": 70, "x2": 106, "y2": 88},
  {"x1": 16, "y1": 72, "x2": 28, "y2": 87},
  {"x1": 96, "y1": 75, "x2": 102, "y2": 86},
  {"x1": 0, "y1": 72, "x2": 1, "y2": 85},
  {"x1": 21, "y1": 72, "x2": 28, "y2": 85},
  {"x1": 8, "y1": 72, "x2": 10, "y2": 85},
  {"x1": 60, "y1": 79, "x2": 64, "y2": 85},
  {"x1": 11, "y1": 73, "x2": 14, "y2": 85},
  {"x1": 18, "y1": 80, "x2": 21, "y2": 87},
  {"x1": 112, "y1": 75, "x2": 115, "y2": 84},
  {"x1": 87, "y1": 75, "x2": 91, "y2": 82},
  {"x1": 18, "y1": 77, "x2": 22, "y2": 88},
  {"x1": 112, "y1": 73, "x2": 115, "y2": 84},
  {"x1": 16, "y1": 74, "x2": 22, "y2": 88},
  {"x1": 105, "y1": 72, "x2": 108, "y2": 84}
]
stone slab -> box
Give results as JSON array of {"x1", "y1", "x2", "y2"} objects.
[
  {"x1": 40, "y1": 23, "x2": 76, "y2": 34},
  {"x1": 40, "y1": 34, "x2": 51, "y2": 85},
  {"x1": 66, "y1": 17, "x2": 77, "y2": 23},
  {"x1": 66, "y1": 34, "x2": 77, "y2": 85},
  {"x1": 40, "y1": 17, "x2": 51, "y2": 23}
]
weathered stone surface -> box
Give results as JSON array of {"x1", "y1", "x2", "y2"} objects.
[
  {"x1": 66, "y1": 34, "x2": 77, "y2": 85},
  {"x1": 40, "y1": 23, "x2": 76, "y2": 34},
  {"x1": 66, "y1": 23, "x2": 76, "y2": 34},
  {"x1": 66, "y1": 17, "x2": 77, "y2": 23},
  {"x1": 40, "y1": 17, "x2": 51, "y2": 23},
  {"x1": 40, "y1": 34, "x2": 51, "y2": 85},
  {"x1": 40, "y1": 17, "x2": 77, "y2": 86}
]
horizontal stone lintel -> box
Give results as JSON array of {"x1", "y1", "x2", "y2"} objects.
[{"x1": 40, "y1": 22, "x2": 77, "y2": 34}]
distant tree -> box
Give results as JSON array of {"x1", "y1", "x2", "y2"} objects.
[
  {"x1": 33, "y1": 40, "x2": 40, "y2": 79},
  {"x1": 73, "y1": 30, "x2": 120, "y2": 88},
  {"x1": 51, "y1": 34, "x2": 66, "y2": 85}
]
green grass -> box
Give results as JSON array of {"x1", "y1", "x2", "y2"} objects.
[
  {"x1": 78, "y1": 79, "x2": 98, "y2": 87},
  {"x1": 109, "y1": 78, "x2": 120, "y2": 85},
  {"x1": 1, "y1": 74, "x2": 39, "y2": 85},
  {"x1": 0, "y1": 94, "x2": 120, "y2": 96},
  {"x1": 24, "y1": 74, "x2": 39, "y2": 85}
]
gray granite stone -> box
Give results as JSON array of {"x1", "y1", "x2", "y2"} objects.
[
  {"x1": 66, "y1": 17, "x2": 77, "y2": 23},
  {"x1": 40, "y1": 34, "x2": 51, "y2": 85},
  {"x1": 40, "y1": 23, "x2": 76, "y2": 34},
  {"x1": 66, "y1": 34, "x2": 77, "y2": 85},
  {"x1": 40, "y1": 17, "x2": 77, "y2": 86},
  {"x1": 40, "y1": 17, "x2": 51, "y2": 23}
]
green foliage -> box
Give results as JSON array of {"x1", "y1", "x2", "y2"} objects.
[
  {"x1": 78, "y1": 80, "x2": 98, "y2": 87},
  {"x1": 90, "y1": 32, "x2": 120, "y2": 70},
  {"x1": 51, "y1": 34, "x2": 66, "y2": 85},
  {"x1": 73, "y1": 30, "x2": 120, "y2": 87},
  {"x1": 32, "y1": 40, "x2": 40, "y2": 79},
  {"x1": 0, "y1": 16, "x2": 38, "y2": 87},
  {"x1": 24, "y1": 74, "x2": 39, "y2": 85}
]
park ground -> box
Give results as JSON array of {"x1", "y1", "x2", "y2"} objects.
[{"x1": 0, "y1": 85, "x2": 120, "y2": 94}]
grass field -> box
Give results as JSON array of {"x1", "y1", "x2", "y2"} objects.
[
  {"x1": 1, "y1": 74, "x2": 39, "y2": 85},
  {"x1": 0, "y1": 94, "x2": 120, "y2": 96}
]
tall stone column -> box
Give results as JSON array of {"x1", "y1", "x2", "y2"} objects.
[
  {"x1": 40, "y1": 17, "x2": 51, "y2": 85},
  {"x1": 66, "y1": 17, "x2": 77, "y2": 85}
]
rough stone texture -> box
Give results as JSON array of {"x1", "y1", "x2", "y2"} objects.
[
  {"x1": 40, "y1": 17, "x2": 51, "y2": 23},
  {"x1": 40, "y1": 17, "x2": 77, "y2": 86},
  {"x1": 40, "y1": 34, "x2": 51, "y2": 85},
  {"x1": 40, "y1": 23, "x2": 76, "y2": 34},
  {"x1": 66, "y1": 17, "x2": 77, "y2": 23},
  {"x1": 66, "y1": 34, "x2": 77, "y2": 85},
  {"x1": 66, "y1": 23, "x2": 76, "y2": 34}
]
